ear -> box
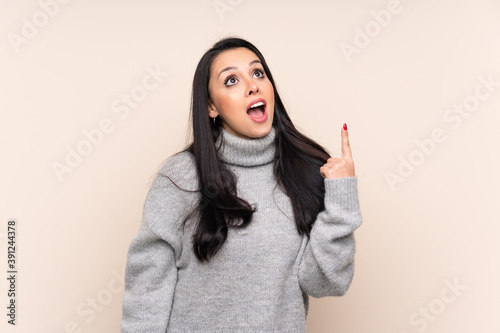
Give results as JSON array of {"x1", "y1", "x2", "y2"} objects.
[{"x1": 207, "y1": 99, "x2": 219, "y2": 118}]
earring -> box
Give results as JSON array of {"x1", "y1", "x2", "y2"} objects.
[{"x1": 210, "y1": 106, "x2": 216, "y2": 125}]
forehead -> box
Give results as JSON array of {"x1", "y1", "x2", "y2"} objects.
[{"x1": 211, "y1": 47, "x2": 260, "y2": 71}]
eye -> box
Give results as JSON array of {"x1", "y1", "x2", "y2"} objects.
[
  {"x1": 224, "y1": 76, "x2": 238, "y2": 86},
  {"x1": 253, "y1": 69, "x2": 265, "y2": 78}
]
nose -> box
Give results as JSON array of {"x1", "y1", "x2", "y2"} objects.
[{"x1": 245, "y1": 77, "x2": 259, "y2": 96}]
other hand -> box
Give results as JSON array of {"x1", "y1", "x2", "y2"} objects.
[{"x1": 320, "y1": 123, "x2": 356, "y2": 179}]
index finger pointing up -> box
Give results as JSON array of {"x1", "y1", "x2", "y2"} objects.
[{"x1": 341, "y1": 123, "x2": 352, "y2": 158}]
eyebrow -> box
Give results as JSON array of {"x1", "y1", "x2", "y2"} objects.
[{"x1": 217, "y1": 59, "x2": 262, "y2": 80}]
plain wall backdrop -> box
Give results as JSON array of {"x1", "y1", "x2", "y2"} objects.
[{"x1": 1, "y1": 0, "x2": 499, "y2": 332}]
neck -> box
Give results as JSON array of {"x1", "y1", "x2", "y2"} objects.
[{"x1": 215, "y1": 127, "x2": 277, "y2": 167}]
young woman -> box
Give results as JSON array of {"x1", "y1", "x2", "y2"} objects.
[{"x1": 121, "y1": 37, "x2": 362, "y2": 333}]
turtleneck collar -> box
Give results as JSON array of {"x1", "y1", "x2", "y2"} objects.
[{"x1": 215, "y1": 126, "x2": 277, "y2": 167}]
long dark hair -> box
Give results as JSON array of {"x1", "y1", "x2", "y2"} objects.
[{"x1": 178, "y1": 37, "x2": 330, "y2": 262}]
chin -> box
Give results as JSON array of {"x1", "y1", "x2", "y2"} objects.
[
  {"x1": 249, "y1": 125, "x2": 273, "y2": 139},
  {"x1": 224, "y1": 121, "x2": 273, "y2": 140}
]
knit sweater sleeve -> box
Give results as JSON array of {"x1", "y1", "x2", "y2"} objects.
[
  {"x1": 298, "y1": 176, "x2": 363, "y2": 298},
  {"x1": 121, "y1": 152, "x2": 197, "y2": 332}
]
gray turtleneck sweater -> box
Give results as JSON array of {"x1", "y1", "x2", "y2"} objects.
[{"x1": 121, "y1": 126, "x2": 362, "y2": 333}]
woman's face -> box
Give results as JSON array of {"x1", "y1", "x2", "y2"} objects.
[{"x1": 208, "y1": 47, "x2": 275, "y2": 139}]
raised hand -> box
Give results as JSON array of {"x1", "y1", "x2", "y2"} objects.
[{"x1": 320, "y1": 123, "x2": 356, "y2": 179}]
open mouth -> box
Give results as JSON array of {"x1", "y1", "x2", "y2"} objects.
[{"x1": 247, "y1": 100, "x2": 266, "y2": 117}]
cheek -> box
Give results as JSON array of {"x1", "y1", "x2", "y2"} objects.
[
  {"x1": 210, "y1": 87, "x2": 229, "y2": 108},
  {"x1": 218, "y1": 94, "x2": 239, "y2": 110},
  {"x1": 264, "y1": 81, "x2": 275, "y2": 97},
  {"x1": 265, "y1": 83, "x2": 275, "y2": 105},
  {"x1": 214, "y1": 93, "x2": 242, "y2": 118}
]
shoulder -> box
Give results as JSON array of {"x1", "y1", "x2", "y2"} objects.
[
  {"x1": 152, "y1": 150, "x2": 198, "y2": 191},
  {"x1": 144, "y1": 150, "x2": 199, "y2": 244}
]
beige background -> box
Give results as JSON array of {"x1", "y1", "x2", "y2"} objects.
[{"x1": 1, "y1": 0, "x2": 499, "y2": 332}]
